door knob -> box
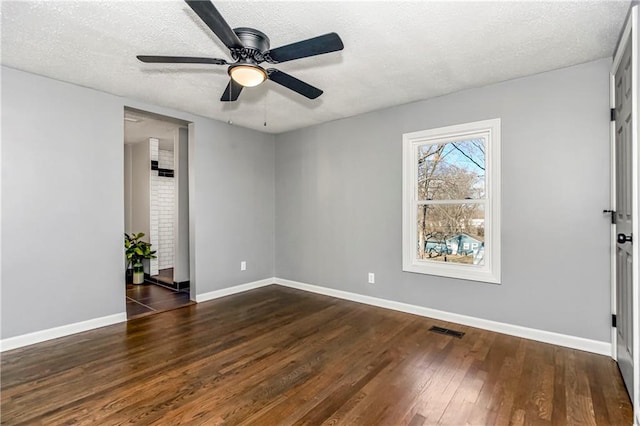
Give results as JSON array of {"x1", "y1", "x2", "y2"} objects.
[{"x1": 617, "y1": 233, "x2": 633, "y2": 244}]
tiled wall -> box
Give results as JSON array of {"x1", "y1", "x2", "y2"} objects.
[
  {"x1": 149, "y1": 138, "x2": 175, "y2": 275},
  {"x1": 156, "y1": 149, "x2": 175, "y2": 271}
]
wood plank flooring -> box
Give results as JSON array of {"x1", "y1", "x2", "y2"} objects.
[{"x1": 1, "y1": 285, "x2": 632, "y2": 425}]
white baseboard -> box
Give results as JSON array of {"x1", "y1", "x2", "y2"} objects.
[
  {"x1": 274, "y1": 277, "x2": 612, "y2": 356},
  {"x1": 1, "y1": 278, "x2": 612, "y2": 357},
  {"x1": 195, "y1": 278, "x2": 274, "y2": 303},
  {"x1": 0, "y1": 312, "x2": 127, "y2": 352},
  {"x1": 0, "y1": 278, "x2": 274, "y2": 352}
]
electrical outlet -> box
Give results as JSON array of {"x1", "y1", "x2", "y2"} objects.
[
  {"x1": 241, "y1": 261, "x2": 247, "y2": 271},
  {"x1": 368, "y1": 273, "x2": 375, "y2": 284}
]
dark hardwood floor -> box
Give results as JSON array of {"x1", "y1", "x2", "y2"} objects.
[
  {"x1": 126, "y1": 282, "x2": 193, "y2": 319},
  {"x1": 1, "y1": 285, "x2": 632, "y2": 425}
]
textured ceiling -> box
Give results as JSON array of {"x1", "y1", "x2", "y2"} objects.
[{"x1": 1, "y1": 1, "x2": 630, "y2": 134}]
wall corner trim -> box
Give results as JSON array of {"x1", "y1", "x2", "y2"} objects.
[
  {"x1": 273, "y1": 277, "x2": 612, "y2": 357},
  {"x1": 195, "y1": 278, "x2": 275, "y2": 303},
  {"x1": 0, "y1": 312, "x2": 127, "y2": 352}
]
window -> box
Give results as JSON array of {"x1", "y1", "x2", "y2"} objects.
[{"x1": 402, "y1": 118, "x2": 501, "y2": 283}]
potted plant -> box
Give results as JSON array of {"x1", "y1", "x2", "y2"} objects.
[{"x1": 125, "y1": 232, "x2": 157, "y2": 285}]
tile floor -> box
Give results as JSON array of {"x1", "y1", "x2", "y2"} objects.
[
  {"x1": 152, "y1": 267, "x2": 174, "y2": 285},
  {"x1": 126, "y1": 282, "x2": 193, "y2": 319}
]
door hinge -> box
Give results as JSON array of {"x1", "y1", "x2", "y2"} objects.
[
  {"x1": 611, "y1": 108, "x2": 616, "y2": 121},
  {"x1": 612, "y1": 314, "x2": 617, "y2": 328},
  {"x1": 603, "y1": 209, "x2": 616, "y2": 224}
]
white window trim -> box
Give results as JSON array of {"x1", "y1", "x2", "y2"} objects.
[{"x1": 402, "y1": 118, "x2": 501, "y2": 284}]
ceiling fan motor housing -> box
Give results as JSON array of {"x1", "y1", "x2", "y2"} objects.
[{"x1": 231, "y1": 27, "x2": 270, "y2": 63}]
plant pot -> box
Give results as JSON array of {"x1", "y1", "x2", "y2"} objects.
[
  {"x1": 133, "y1": 263, "x2": 145, "y2": 285},
  {"x1": 126, "y1": 268, "x2": 133, "y2": 285}
]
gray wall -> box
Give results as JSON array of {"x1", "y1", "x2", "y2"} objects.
[
  {"x1": 123, "y1": 144, "x2": 132, "y2": 234},
  {"x1": 174, "y1": 127, "x2": 190, "y2": 283},
  {"x1": 1, "y1": 66, "x2": 275, "y2": 339},
  {"x1": 1, "y1": 59, "x2": 610, "y2": 343},
  {"x1": 130, "y1": 139, "x2": 151, "y2": 274},
  {"x1": 275, "y1": 58, "x2": 612, "y2": 342},
  {"x1": 189, "y1": 118, "x2": 275, "y2": 290},
  {"x1": 1, "y1": 67, "x2": 125, "y2": 337}
]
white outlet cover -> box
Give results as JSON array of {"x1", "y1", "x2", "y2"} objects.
[{"x1": 241, "y1": 261, "x2": 247, "y2": 271}]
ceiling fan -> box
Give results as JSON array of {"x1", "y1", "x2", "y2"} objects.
[{"x1": 137, "y1": 0, "x2": 344, "y2": 102}]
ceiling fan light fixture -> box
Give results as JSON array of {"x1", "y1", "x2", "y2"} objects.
[{"x1": 229, "y1": 64, "x2": 266, "y2": 87}]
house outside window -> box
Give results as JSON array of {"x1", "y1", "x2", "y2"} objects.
[{"x1": 402, "y1": 118, "x2": 501, "y2": 283}]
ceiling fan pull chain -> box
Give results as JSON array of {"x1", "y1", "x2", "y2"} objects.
[
  {"x1": 228, "y1": 83, "x2": 232, "y2": 124},
  {"x1": 264, "y1": 92, "x2": 268, "y2": 127}
]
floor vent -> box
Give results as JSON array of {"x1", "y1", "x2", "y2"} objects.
[{"x1": 429, "y1": 325, "x2": 465, "y2": 338}]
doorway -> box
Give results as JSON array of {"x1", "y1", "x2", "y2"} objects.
[{"x1": 123, "y1": 107, "x2": 193, "y2": 318}]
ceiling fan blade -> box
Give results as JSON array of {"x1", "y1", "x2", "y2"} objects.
[
  {"x1": 137, "y1": 55, "x2": 228, "y2": 65},
  {"x1": 221, "y1": 79, "x2": 243, "y2": 101},
  {"x1": 184, "y1": 0, "x2": 244, "y2": 50},
  {"x1": 267, "y1": 69, "x2": 323, "y2": 99},
  {"x1": 266, "y1": 33, "x2": 344, "y2": 64}
]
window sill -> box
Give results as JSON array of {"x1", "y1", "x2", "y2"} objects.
[{"x1": 402, "y1": 261, "x2": 501, "y2": 284}]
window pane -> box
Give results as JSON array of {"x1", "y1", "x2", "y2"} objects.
[
  {"x1": 417, "y1": 139, "x2": 485, "y2": 201},
  {"x1": 416, "y1": 203, "x2": 485, "y2": 265}
]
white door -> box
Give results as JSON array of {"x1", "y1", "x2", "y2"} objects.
[{"x1": 611, "y1": 4, "x2": 639, "y2": 419}]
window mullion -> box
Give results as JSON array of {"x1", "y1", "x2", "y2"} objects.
[{"x1": 416, "y1": 199, "x2": 485, "y2": 206}]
